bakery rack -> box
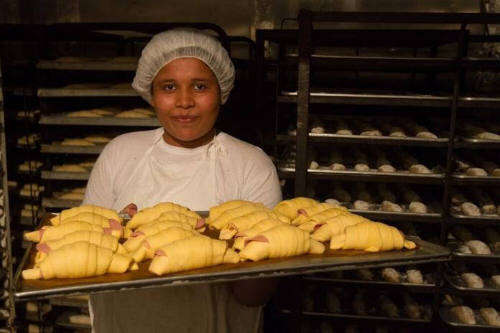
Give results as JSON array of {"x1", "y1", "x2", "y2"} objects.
[
  {"x1": 0, "y1": 58, "x2": 17, "y2": 331},
  {"x1": 257, "y1": 10, "x2": 500, "y2": 332}
]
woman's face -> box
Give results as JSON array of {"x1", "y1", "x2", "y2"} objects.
[{"x1": 151, "y1": 57, "x2": 221, "y2": 148}]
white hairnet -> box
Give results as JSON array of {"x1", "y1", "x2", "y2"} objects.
[{"x1": 132, "y1": 28, "x2": 235, "y2": 105}]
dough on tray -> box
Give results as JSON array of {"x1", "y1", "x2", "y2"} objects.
[
  {"x1": 409, "y1": 201, "x2": 428, "y2": 214},
  {"x1": 381, "y1": 267, "x2": 400, "y2": 283},
  {"x1": 479, "y1": 308, "x2": 500, "y2": 326},
  {"x1": 115, "y1": 110, "x2": 152, "y2": 118},
  {"x1": 53, "y1": 164, "x2": 87, "y2": 173},
  {"x1": 353, "y1": 200, "x2": 370, "y2": 210},
  {"x1": 460, "y1": 202, "x2": 481, "y2": 217},
  {"x1": 61, "y1": 138, "x2": 95, "y2": 146},
  {"x1": 465, "y1": 240, "x2": 491, "y2": 255},
  {"x1": 409, "y1": 164, "x2": 431, "y2": 174},
  {"x1": 381, "y1": 200, "x2": 403, "y2": 213},
  {"x1": 406, "y1": 269, "x2": 424, "y2": 284},
  {"x1": 491, "y1": 275, "x2": 500, "y2": 288},
  {"x1": 450, "y1": 306, "x2": 476, "y2": 325},
  {"x1": 465, "y1": 167, "x2": 488, "y2": 177},
  {"x1": 461, "y1": 272, "x2": 484, "y2": 288}
]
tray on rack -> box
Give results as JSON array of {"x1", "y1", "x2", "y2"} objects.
[
  {"x1": 14, "y1": 230, "x2": 449, "y2": 300},
  {"x1": 444, "y1": 272, "x2": 500, "y2": 295},
  {"x1": 439, "y1": 307, "x2": 500, "y2": 332},
  {"x1": 449, "y1": 241, "x2": 500, "y2": 263}
]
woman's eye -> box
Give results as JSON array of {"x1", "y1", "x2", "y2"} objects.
[
  {"x1": 194, "y1": 83, "x2": 207, "y2": 91},
  {"x1": 162, "y1": 83, "x2": 175, "y2": 91}
]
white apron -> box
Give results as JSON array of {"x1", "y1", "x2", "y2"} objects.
[
  {"x1": 90, "y1": 130, "x2": 262, "y2": 333},
  {"x1": 112, "y1": 129, "x2": 224, "y2": 212}
]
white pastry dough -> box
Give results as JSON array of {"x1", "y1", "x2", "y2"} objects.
[
  {"x1": 461, "y1": 272, "x2": 484, "y2": 288},
  {"x1": 480, "y1": 308, "x2": 500, "y2": 326},
  {"x1": 465, "y1": 240, "x2": 491, "y2": 255},
  {"x1": 53, "y1": 164, "x2": 87, "y2": 173},
  {"x1": 381, "y1": 267, "x2": 400, "y2": 283},
  {"x1": 409, "y1": 202, "x2": 428, "y2": 214},
  {"x1": 409, "y1": 164, "x2": 431, "y2": 174},
  {"x1": 381, "y1": 200, "x2": 403, "y2": 213},
  {"x1": 460, "y1": 202, "x2": 481, "y2": 216},
  {"x1": 61, "y1": 138, "x2": 95, "y2": 146},
  {"x1": 450, "y1": 306, "x2": 476, "y2": 325},
  {"x1": 353, "y1": 200, "x2": 370, "y2": 210},
  {"x1": 406, "y1": 269, "x2": 424, "y2": 284},
  {"x1": 466, "y1": 167, "x2": 488, "y2": 176}
]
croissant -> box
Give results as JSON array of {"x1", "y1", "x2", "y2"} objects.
[
  {"x1": 50, "y1": 205, "x2": 121, "y2": 226},
  {"x1": 34, "y1": 230, "x2": 125, "y2": 265},
  {"x1": 291, "y1": 203, "x2": 344, "y2": 225},
  {"x1": 207, "y1": 200, "x2": 254, "y2": 222},
  {"x1": 22, "y1": 241, "x2": 134, "y2": 280},
  {"x1": 330, "y1": 221, "x2": 416, "y2": 252},
  {"x1": 208, "y1": 203, "x2": 267, "y2": 230},
  {"x1": 239, "y1": 225, "x2": 325, "y2": 262},
  {"x1": 272, "y1": 197, "x2": 319, "y2": 220},
  {"x1": 126, "y1": 202, "x2": 200, "y2": 231},
  {"x1": 311, "y1": 213, "x2": 370, "y2": 242},
  {"x1": 123, "y1": 219, "x2": 193, "y2": 252},
  {"x1": 219, "y1": 210, "x2": 288, "y2": 240},
  {"x1": 233, "y1": 218, "x2": 286, "y2": 250},
  {"x1": 149, "y1": 235, "x2": 239, "y2": 275},
  {"x1": 129, "y1": 227, "x2": 198, "y2": 263},
  {"x1": 123, "y1": 210, "x2": 203, "y2": 238},
  {"x1": 58, "y1": 212, "x2": 123, "y2": 232},
  {"x1": 25, "y1": 220, "x2": 122, "y2": 243}
]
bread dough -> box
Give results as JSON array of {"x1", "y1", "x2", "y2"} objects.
[
  {"x1": 460, "y1": 202, "x2": 481, "y2": 216},
  {"x1": 67, "y1": 110, "x2": 104, "y2": 118},
  {"x1": 465, "y1": 240, "x2": 491, "y2": 255},
  {"x1": 476, "y1": 132, "x2": 500, "y2": 140},
  {"x1": 466, "y1": 168, "x2": 488, "y2": 176},
  {"x1": 381, "y1": 200, "x2": 403, "y2": 213},
  {"x1": 58, "y1": 192, "x2": 85, "y2": 200},
  {"x1": 115, "y1": 110, "x2": 151, "y2": 118},
  {"x1": 353, "y1": 200, "x2": 370, "y2": 210},
  {"x1": 409, "y1": 164, "x2": 431, "y2": 174},
  {"x1": 450, "y1": 306, "x2": 476, "y2": 325},
  {"x1": 461, "y1": 272, "x2": 484, "y2": 288},
  {"x1": 480, "y1": 308, "x2": 500, "y2": 326},
  {"x1": 330, "y1": 163, "x2": 346, "y2": 171},
  {"x1": 61, "y1": 138, "x2": 95, "y2": 146},
  {"x1": 389, "y1": 127, "x2": 406, "y2": 137},
  {"x1": 378, "y1": 164, "x2": 396, "y2": 173},
  {"x1": 409, "y1": 201, "x2": 428, "y2": 214},
  {"x1": 381, "y1": 267, "x2": 400, "y2": 283},
  {"x1": 53, "y1": 164, "x2": 87, "y2": 172},
  {"x1": 406, "y1": 269, "x2": 424, "y2": 284},
  {"x1": 84, "y1": 135, "x2": 112, "y2": 144},
  {"x1": 354, "y1": 163, "x2": 370, "y2": 172}
]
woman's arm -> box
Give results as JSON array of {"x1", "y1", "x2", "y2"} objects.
[{"x1": 230, "y1": 277, "x2": 279, "y2": 307}]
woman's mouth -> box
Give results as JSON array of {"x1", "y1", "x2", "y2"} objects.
[{"x1": 172, "y1": 116, "x2": 197, "y2": 123}]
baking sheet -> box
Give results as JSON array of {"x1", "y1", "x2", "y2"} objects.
[
  {"x1": 439, "y1": 307, "x2": 500, "y2": 331},
  {"x1": 444, "y1": 273, "x2": 500, "y2": 295},
  {"x1": 15, "y1": 235, "x2": 449, "y2": 300},
  {"x1": 280, "y1": 167, "x2": 445, "y2": 180}
]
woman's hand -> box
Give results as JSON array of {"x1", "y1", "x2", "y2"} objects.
[
  {"x1": 230, "y1": 277, "x2": 279, "y2": 307},
  {"x1": 120, "y1": 203, "x2": 138, "y2": 217}
]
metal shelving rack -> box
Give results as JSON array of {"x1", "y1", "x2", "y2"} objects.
[
  {"x1": 0, "y1": 59, "x2": 16, "y2": 331},
  {"x1": 258, "y1": 10, "x2": 500, "y2": 333}
]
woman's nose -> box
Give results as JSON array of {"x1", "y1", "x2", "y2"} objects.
[{"x1": 176, "y1": 88, "x2": 194, "y2": 108}]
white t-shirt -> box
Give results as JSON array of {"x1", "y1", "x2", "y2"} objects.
[{"x1": 83, "y1": 128, "x2": 282, "y2": 333}]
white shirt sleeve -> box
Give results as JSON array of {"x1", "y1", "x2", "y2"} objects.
[
  {"x1": 242, "y1": 148, "x2": 282, "y2": 209},
  {"x1": 82, "y1": 145, "x2": 115, "y2": 209}
]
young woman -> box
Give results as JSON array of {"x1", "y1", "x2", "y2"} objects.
[{"x1": 83, "y1": 28, "x2": 282, "y2": 333}]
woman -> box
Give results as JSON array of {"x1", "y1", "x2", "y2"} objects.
[{"x1": 83, "y1": 28, "x2": 282, "y2": 332}]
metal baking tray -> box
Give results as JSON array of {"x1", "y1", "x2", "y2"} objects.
[
  {"x1": 439, "y1": 307, "x2": 500, "y2": 332},
  {"x1": 303, "y1": 276, "x2": 438, "y2": 293},
  {"x1": 41, "y1": 198, "x2": 82, "y2": 209},
  {"x1": 40, "y1": 115, "x2": 159, "y2": 127},
  {"x1": 41, "y1": 171, "x2": 90, "y2": 181},
  {"x1": 38, "y1": 87, "x2": 138, "y2": 97},
  {"x1": 449, "y1": 214, "x2": 500, "y2": 226},
  {"x1": 37, "y1": 59, "x2": 137, "y2": 71},
  {"x1": 444, "y1": 273, "x2": 500, "y2": 295},
  {"x1": 280, "y1": 167, "x2": 445, "y2": 182},
  {"x1": 279, "y1": 90, "x2": 452, "y2": 107},
  {"x1": 14, "y1": 236, "x2": 449, "y2": 300},
  {"x1": 54, "y1": 311, "x2": 91, "y2": 330},
  {"x1": 451, "y1": 174, "x2": 500, "y2": 185},
  {"x1": 449, "y1": 242, "x2": 500, "y2": 264},
  {"x1": 309, "y1": 132, "x2": 449, "y2": 145},
  {"x1": 41, "y1": 144, "x2": 104, "y2": 155},
  {"x1": 299, "y1": 310, "x2": 433, "y2": 324}
]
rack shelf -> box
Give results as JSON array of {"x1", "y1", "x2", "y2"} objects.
[
  {"x1": 277, "y1": 134, "x2": 449, "y2": 147},
  {"x1": 41, "y1": 144, "x2": 104, "y2": 155},
  {"x1": 39, "y1": 115, "x2": 159, "y2": 127},
  {"x1": 41, "y1": 171, "x2": 90, "y2": 181}
]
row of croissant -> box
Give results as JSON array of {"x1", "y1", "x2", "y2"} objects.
[{"x1": 22, "y1": 198, "x2": 416, "y2": 280}]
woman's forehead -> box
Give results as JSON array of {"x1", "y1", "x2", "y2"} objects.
[{"x1": 155, "y1": 57, "x2": 215, "y2": 79}]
